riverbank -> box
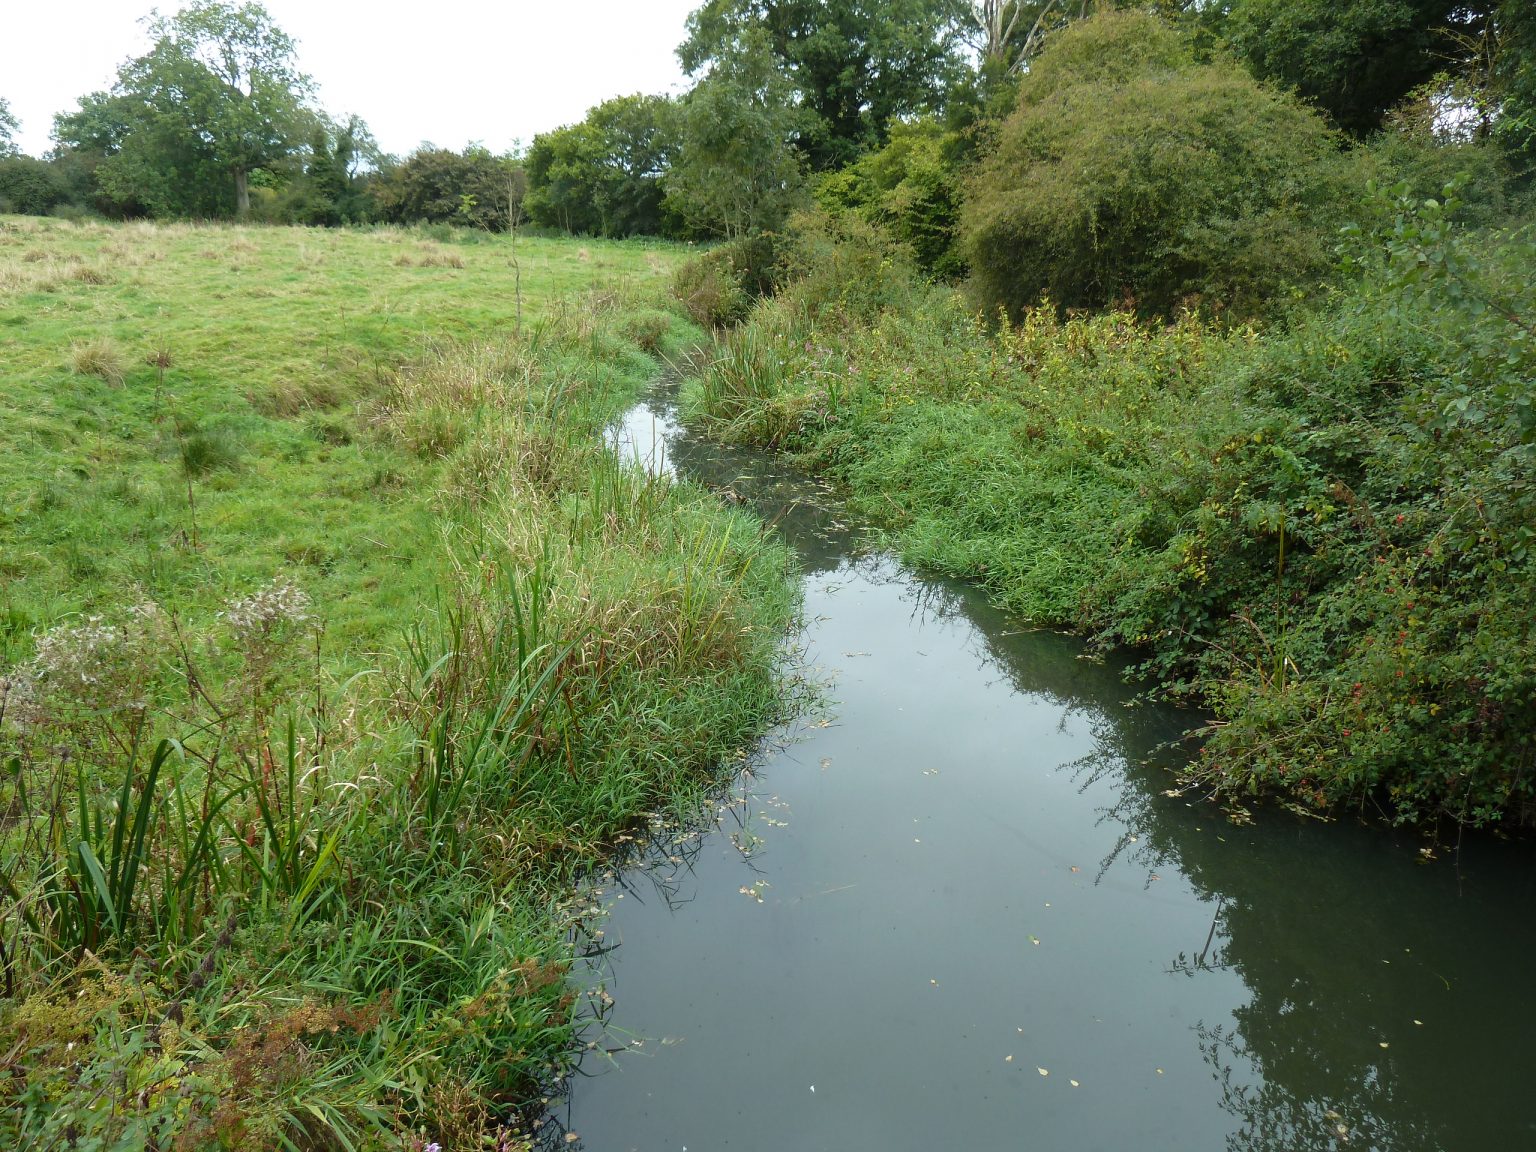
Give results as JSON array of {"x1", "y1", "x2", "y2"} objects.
[
  {"x1": 566, "y1": 380, "x2": 1536, "y2": 1152},
  {"x1": 681, "y1": 210, "x2": 1536, "y2": 829},
  {"x1": 0, "y1": 219, "x2": 800, "y2": 1148}
]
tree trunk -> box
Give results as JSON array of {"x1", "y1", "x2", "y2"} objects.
[{"x1": 234, "y1": 167, "x2": 250, "y2": 218}]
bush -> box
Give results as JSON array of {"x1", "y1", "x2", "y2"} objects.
[
  {"x1": 0, "y1": 155, "x2": 72, "y2": 216},
  {"x1": 670, "y1": 233, "x2": 780, "y2": 327},
  {"x1": 815, "y1": 120, "x2": 966, "y2": 279},
  {"x1": 962, "y1": 10, "x2": 1354, "y2": 320},
  {"x1": 372, "y1": 147, "x2": 524, "y2": 231}
]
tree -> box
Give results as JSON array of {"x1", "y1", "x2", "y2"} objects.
[
  {"x1": 371, "y1": 146, "x2": 523, "y2": 231},
  {"x1": 962, "y1": 10, "x2": 1353, "y2": 319},
  {"x1": 0, "y1": 97, "x2": 19, "y2": 158},
  {"x1": 679, "y1": 0, "x2": 969, "y2": 169},
  {"x1": 58, "y1": 2, "x2": 316, "y2": 218},
  {"x1": 524, "y1": 95, "x2": 680, "y2": 236},
  {"x1": 667, "y1": 27, "x2": 810, "y2": 237},
  {"x1": 1218, "y1": 0, "x2": 1490, "y2": 137},
  {"x1": 144, "y1": 1, "x2": 315, "y2": 215}
]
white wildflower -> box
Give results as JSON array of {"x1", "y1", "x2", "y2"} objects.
[{"x1": 220, "y1": 578, "x2": 312, "y2": 641}]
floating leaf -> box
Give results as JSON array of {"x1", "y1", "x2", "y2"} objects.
[
  {"x1": 1028, "y1": 935, "x2": 1040, "y2": 946},
  {"x1": 1005, "y1": 1054, "x2": 1013, "y2": 1063},
  {"x1": 1038, "y1": 1067, "x2": 1049, "y2": 1077},
  {"x1": 1070, "y1": 1079, "x2": 1080, "y2": 1087}
]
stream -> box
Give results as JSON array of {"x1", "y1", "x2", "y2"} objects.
[{"x1": 556, "y1": 385, "x2": 1536, "y2": 1151}]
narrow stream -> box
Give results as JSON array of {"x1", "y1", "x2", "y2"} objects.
[{"x1": 564, "y1": 386, "x2": 1536, "y2": 1151}]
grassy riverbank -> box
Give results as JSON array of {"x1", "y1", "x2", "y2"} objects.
[
  {"x1": 682, "y1": 207, "x2": 1535, "y2": 829},
  {"x1": 0, "y1": 218, "x2": 799, "y2": 1148}
]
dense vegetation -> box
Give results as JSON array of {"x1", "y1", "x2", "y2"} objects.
[
  {"x1": 0, "y1": 219, "x2": 798, "y2": 1147},
  {"x1": 675, "y1": 9, "x2": 1534, "y2": 831},
  {"x1": 4, "y1": 0, "x2": 1536, "y2": 1146}
]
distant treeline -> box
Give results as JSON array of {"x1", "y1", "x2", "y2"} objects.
[{"x1": 3, "y1": 0, "x2": 1533, "y2": 248}]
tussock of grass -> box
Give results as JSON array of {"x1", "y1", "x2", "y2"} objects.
[{"x1": 68, "y1": 336, "x2": 126, "y2": 385}]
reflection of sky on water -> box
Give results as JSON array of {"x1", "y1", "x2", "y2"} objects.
[{"x1": 555, "y1": 384, "x2": 1536, "y2": 1152}]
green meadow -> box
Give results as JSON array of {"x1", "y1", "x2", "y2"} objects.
[
  {"x1": 0, "y1": 217, "x2": 798, "y2": 1149},
  {"x1": 1, "y1": 216, "x2": 681, "y2": 654}
]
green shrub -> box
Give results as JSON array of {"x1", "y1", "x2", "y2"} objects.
[
  {"x1": 815, "y1": 120, "x2": 966, "y2": 279},
  {"x1": 0, "y1": 155, "x2": 72, "y2": 216},
  {"x1": 670, "y1": 233, "x2": 780, "y2": 327},
  {"x1": 962, "y1": 10, "x2": 1353, "y2": 320}
]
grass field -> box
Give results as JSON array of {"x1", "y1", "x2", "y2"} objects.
[
  {"x1": 1, "y1": 216, "x2": 682, "y2": 657},
  {"x1": 0, "y1": 217, "x2": 799, "y2": 1149}
]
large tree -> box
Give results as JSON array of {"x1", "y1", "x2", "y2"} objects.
[
  {"x1": 666, "y1": 27, "x2": 810, "y2": 237},
  {"x1": 143, "y1": 1, "x2": 314, "y2": 215},
  {"x1": 679, "y1": 0, "x2": 969, "y2": 169},
  {"x1": 57, "y1": 2, "x2": 315, "y2": 218}
]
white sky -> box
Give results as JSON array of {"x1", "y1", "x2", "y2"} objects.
[{"x1": 2, "y1": 0, "x2": 701, "y2": 158}]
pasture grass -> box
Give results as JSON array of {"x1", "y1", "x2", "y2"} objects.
[{"x1": 0, "y1": 217, "x2": 799, "y2": 1149}]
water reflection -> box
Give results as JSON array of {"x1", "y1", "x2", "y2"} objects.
[{"x1": 556, "y1": 385, "x2": 1536, "y2": 1152}]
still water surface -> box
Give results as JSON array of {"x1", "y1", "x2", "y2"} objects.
[{"x1": 561, "y1": 391, "x2": 1536, "y2": 1151}]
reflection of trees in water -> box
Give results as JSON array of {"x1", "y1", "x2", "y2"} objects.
[
  {"x1": 609, "y1": 389, "x2": 1534, "y2": 1152},
  {"x1": 1064, "y1": 720, "x2": 1536, "y2": 1152},
  {"x1": 1197, "y1": 1019, "x2": 1439, "y2": 1152}
]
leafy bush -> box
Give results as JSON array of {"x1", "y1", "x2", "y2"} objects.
[
  {"x1": 670, "y1": 233, "x2": 781, "y2": 327},
  {"x1": 815, "y1": 119, "x2": 966, "y2": 278},
  {"x1": 690, "y1": 181, "x2": 1536, "y2": 828},
  {"x1": 962, "y1": 10, "x2": 1353, "y2": 320},
  {"x1": 372, "y1": 146, "x2": 523, "y2": 231},
  {"x1": 0, "y1": 155, "x2": 72, "y2": 216}
]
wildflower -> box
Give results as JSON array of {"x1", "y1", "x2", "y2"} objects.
[{"x1": 220, "y1": 578, "x2": 312, "y2": 641}]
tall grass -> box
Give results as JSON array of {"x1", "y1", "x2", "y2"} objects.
[{"x1": 0, "y1": 284, "x2": 798, "y2": 1148}]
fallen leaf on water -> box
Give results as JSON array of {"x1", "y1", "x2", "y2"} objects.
[
  {"x1": 1070, "y1": 1079, "x2": 1080, "y2": 1087},
  {"x1": 1005, "y1": 1055, "x2": 1013, "y2": 1063},
  {"x1": 820, "y1": 758, "x2": 832, "y2": 770},
  {"x1": 1037, "y1": 1067, "x2": 1049, "y2": 1077},
  {"x1": 1379, "y1": 1042, "x2": 1390, "y2": 1049},
  {"x1": 1028, "y1": 935, "x2": 1040, "y2": 946},
  {"x1": 1155, "y1": 1068, "x2": 1164, "y2": 1075},
  {"x1": 565, "y1": 1134, "x2": 579, "y2": 1144},
  {"x1": 1413, "y1": 1019, "x2": 1424, "y2": 1026},
  {"x1": 1070, "y1": 866, "x2": 1080, "y2": 873}
]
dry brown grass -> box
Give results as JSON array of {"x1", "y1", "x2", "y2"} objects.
[
  {"x1": 394, "y1": 245, "x2": 466, "y2": 269},
  {"x1": 70, "y1": 337, "x2": 127, "y2": 385}
]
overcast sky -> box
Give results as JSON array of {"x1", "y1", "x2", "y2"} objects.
[{"x1": 2, "y1": 0, "x2": 701, "y2": 158}]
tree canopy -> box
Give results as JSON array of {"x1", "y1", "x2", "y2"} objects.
[
  {"x1": 679, "y1": 0, "x2": 969, "y2": 169},
  {"x1": 667, "y1": 27, "x2": 810, "y2": 237},
  {"x1": 54, "y1": 1, "x2": 315, "y2": 218},
  {"x1": 0, "y1": 98, "x2": 19, "y2": 158},
  {"x1": 1219, "y1": 0, "x2": 1489, "y2": 136},
  {"x1": 524, "y1": 95, "x2": 680, "y2": 237}
]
